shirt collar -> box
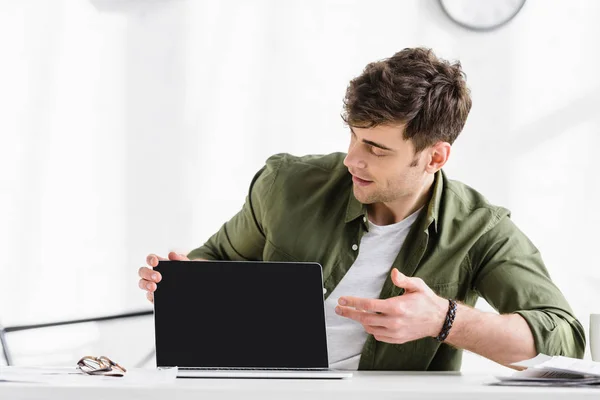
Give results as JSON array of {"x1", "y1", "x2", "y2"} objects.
[
  {"x1": 344, "y1": 186, "x2": 367, "y2": 224},
  {"x1": 344, "y1": 170, "x2": 444, "y2": 233},
  {"x1": 425, "y1": 169, "x2": 443, "y2": 233}
]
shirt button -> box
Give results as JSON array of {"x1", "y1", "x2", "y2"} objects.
[
  {"x1": 352, "y1": 244, "x2": 358, "y2": 251},
  {"x1": 363, "y1": 216, "x2": 367, "y2": 223}
]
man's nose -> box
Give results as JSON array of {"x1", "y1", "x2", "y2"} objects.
[{"x1": 344, "y1": 144, "x2": 366, "y2": 169}]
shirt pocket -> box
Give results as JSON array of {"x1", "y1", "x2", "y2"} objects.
[{"x1": 430, "y1": 281, "x2": 461, "y2": 301}]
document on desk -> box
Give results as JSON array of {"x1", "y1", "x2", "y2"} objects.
[
  {"x1": 0, "y1": 367, "x2": 81, "y2": 385},
  {"x1": 0, "y1": 366, "x2": 178, "y2": 386},
  {"x1": 492, "y1": 354, "x2": 600, "y2": 387}
]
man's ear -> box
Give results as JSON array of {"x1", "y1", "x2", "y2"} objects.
[{"x1": 425, "y1": 142, "x2": 451, "y2": 173}]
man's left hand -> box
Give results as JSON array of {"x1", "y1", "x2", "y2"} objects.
[{"x1": 335, "y1": 268, "x2": 450, "y2": 344}]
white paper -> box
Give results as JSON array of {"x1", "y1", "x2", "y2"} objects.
[
  {"x1": 511, "y1": 354, "x2": 600, "y2": 377},
  {"x1": 0, "y1": 366, "x2": 178, "y2": 386},
  {"x1": 497, "y1": 368, "x2": 588, "y2": 381},
  {"x1": 510, "y1": 354, "x2": 554, "y2": 369},
  {"x1": 492, "y1": 354, "x2": 600, "y2": 387},
  {"x1": 533, "y1": 356, "x2": 600, "y2": 377}
]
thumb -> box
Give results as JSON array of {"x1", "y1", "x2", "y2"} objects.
[
  {"x1": 391, "y1": 268, "x2": 423, "y2": 292},
  {"x1": 168, "y1": 251, "x2": 190, "y2": 261}
]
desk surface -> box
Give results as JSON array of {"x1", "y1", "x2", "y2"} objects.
[{"x1": 1, "y1": 370, "x2": 599, "y2": 400}]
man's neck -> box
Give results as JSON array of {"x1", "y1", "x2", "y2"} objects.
[{"x1": 367, "y1": 174, "x2": 435, "y2": 226}]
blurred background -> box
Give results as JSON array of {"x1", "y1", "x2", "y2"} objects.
[{"x1": 1, "y1": 0, "x2": 599, "y2": 373}]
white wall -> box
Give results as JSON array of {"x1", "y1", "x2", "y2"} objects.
[{"x1": 1, "y1": 0, "x2": 599, "y2": 372}]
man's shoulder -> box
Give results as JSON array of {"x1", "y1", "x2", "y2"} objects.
[
  {"x1": 256, "y1": 153, "x2": 351, "y2": 226},
  {"x1": 265, "y1": 152, "x2": 347, "y2": 174},
  {"x1": 441, "y1": 173, "x2": 511, "y2": 235},
  {"x1": 258, "y1": 152, "x2": 350, "y2": 206},
  {"x1": 444, "y1": 176, "x2": 507, "y2": 213},
  {"x1": 262, "y1": 152, "x2": 349, "y2": 188}
]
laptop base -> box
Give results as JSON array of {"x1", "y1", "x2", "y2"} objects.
[{"x1": 177, "y1": 368, "x2": 352, "y2": 379}]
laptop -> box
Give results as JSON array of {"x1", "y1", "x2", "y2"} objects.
[{"x1": 153, "y1": 260, "x2": 352, "y2": 379}]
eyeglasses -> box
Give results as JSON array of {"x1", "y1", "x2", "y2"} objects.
[{"x1": 77, "y1": 356, "x2": 127, "y2": 377}]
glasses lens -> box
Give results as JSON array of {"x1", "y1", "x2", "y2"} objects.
[
  {"x1": 99, "y1": 356, "x2": 126, "y2": 374},
  {"x1": 78, "y1": 357, "x2": 104, "y2": 374}
]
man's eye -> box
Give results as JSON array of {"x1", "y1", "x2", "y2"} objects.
[{"x1": 370, "y1": 148, "x2": 385, "y2": 157}]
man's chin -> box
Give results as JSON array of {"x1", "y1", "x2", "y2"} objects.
[{"x1": 352, "y1": 186, "x2": 375, "y2": 204}]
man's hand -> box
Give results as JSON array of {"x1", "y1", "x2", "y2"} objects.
[
  {"x1": 138, "y1": 252, "x2": 190, "y2": 303},
  {"x1": 335, "y1": 268, "x2": 449, "y2": 344}
]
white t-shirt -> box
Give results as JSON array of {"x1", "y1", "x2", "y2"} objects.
[{"x1": 324, "y1": 208, "x2": 422, "y2": 370}]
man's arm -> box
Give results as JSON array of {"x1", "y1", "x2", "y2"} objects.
[
  {"x1": 335, "y1": 215, "x2": 585, "y2": 368},
  {"x1": 336, "y1": 269, "x2": 536, "y2": 368},
  {"x1": 187, "y1": 156, "x2": 282, "y2": 261},
  {"x1": 139, "y1": 156, "x2": 283, "y2": 302},
  {"x1": 465, "y1": 215, "x2": 586, "y2": 362},
  {"x1": 441, "y1": 302, "x2": 536, "y2": 367}
]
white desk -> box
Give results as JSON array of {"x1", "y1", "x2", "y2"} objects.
[{"x1": 1, "y1": 370, "x2": 599, "y2": 400}]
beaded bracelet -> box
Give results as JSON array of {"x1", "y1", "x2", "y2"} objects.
[{"x1": 435, "y1": 299, "x2": 457, "y2": 342}]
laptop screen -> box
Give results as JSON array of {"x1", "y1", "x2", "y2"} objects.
[{"x1": 153, "y1": 260, "x2": 329, "y2": 368}]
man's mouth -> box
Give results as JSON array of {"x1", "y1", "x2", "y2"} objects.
[{"x1": 351, "y1": 174, "x2": 373, "y2": 187}]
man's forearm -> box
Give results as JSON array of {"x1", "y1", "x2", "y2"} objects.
[{"x1": 442, "y1": 302, "x2": 536, "y2": 368}]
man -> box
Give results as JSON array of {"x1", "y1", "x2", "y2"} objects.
[{"x1": 138, "y1": 48, "x2": 585, "y2": 371}]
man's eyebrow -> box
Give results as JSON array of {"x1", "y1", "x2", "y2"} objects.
[{"x1": 350, "y1": 127, "x2": 395, "y2": 152}]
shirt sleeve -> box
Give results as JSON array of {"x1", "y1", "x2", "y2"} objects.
[
  {"x1": 187, "y1": 155, "x2": 282, "y2": 261},
  {"x1": 470, "y1": 214, "x2": 586, "y2": 358}
]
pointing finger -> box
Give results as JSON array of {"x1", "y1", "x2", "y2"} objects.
[{"x1": 338, "y1": 296, "x2": 392, "y2": 314}]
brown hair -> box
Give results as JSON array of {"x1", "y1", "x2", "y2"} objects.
[{"x1": 342, "y1": 47, "x2": 472, "y2": 153}]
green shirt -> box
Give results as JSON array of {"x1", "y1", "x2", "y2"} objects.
[{"x1": 188, "y1": 153, "x2": 586, "y2": 371}]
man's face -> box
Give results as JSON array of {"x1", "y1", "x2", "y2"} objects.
[{"x1": 343, "y1": 124, "x2": 430, "y2": 205}]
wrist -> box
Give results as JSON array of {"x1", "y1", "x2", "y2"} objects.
[
  {"x1": 432, "y1": 298, "x2": 458, "y2": 342},
  {"x1": 431, "y1": 296, "x2": 450, "y2": 337}
]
